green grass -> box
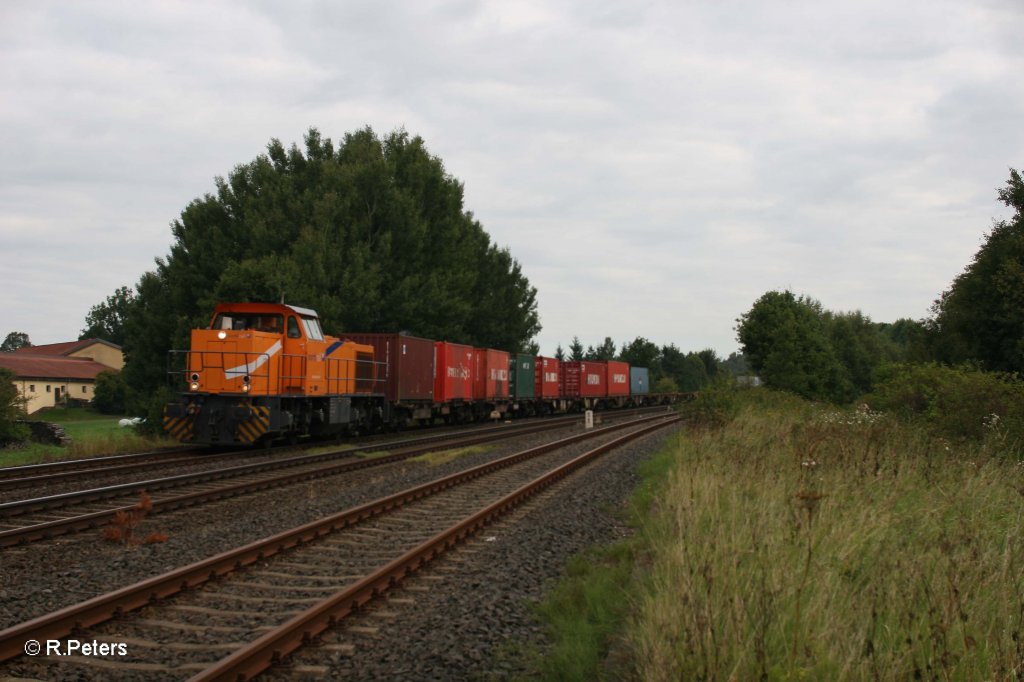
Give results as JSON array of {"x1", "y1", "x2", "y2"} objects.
[
  {"x1": 1, "y1": 407, "x2": 173, "y2": 467},
  {"x1": 524, "y1": 388, "x2": 1024, "y2": 681},
  {"x1": 410, "y1": 445, "x2": 492, "y2": 465}
]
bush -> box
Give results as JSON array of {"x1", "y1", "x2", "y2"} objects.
[
  {"x1": 0, "y1": 368, "x2": 29, "y2": 445},
  {"x1": 92, "y1": 370, "x2": 127, "y2": 414},
  {"x1": 867, "y1": 363, "x2": 1024, "y2": 451},
  {"x1": 682, "y1": 375, "x2": 742, "y2": 427}
]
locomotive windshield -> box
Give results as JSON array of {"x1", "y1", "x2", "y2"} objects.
[{"x1": 211, "y1": 313, "x2": 284, "y2": 334}]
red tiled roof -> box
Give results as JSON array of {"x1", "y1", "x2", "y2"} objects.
[
  {"x1": 13, "y1": 338, "x2": 120, "y2": 356},
  {"x1": 0, "y1": 354, "x2": 113, "y2": 381}
]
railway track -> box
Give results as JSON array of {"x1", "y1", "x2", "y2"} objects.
[
  {"x1": 0, "y1": 410, "x2": 650, "y2": 495},
  {"x1": 0, "y1": 411, "x2": 648, "y2": 547},
  {"x1": 0, "y1": 413, "x2": 679, "y2": 680}
]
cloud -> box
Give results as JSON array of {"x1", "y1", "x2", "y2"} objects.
[{"x1": 1, "y1": 0, "x2": 1022, "y2": 356}]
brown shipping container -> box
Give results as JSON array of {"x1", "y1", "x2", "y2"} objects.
[
  {"x1": 434, "y1": 341, "x2": 475, "y2": 401},
  {"x1": 344, "y1": 333, "x2": 435, "y2": 402},
  {"x1": 606, "y1": 360, "x2": 630, "y2": 396},
  {"x1": 561, "y1": 361, "x2": 607, "y2": 398},
  {"x1": 535, "y1": 356, "x2": 560, "y2": 399},
  {"x1": 473, "y1": 348, "x2": 510, "y2": 400}
]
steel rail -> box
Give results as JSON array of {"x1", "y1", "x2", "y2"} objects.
[
  {"x1": 0, "y1": 417, "x2": 585, "y2": 547},
  {"x1": 0, "y1": 413, "x2": 676, "y2": 665},
  {"x1": 0, "y1": 412, "x2": 614, "y2": 515},
  {"x1": 189, "y1": 416, "x2": 681, "y2": 681}
]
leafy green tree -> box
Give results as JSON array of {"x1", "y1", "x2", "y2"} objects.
[
  {"x1": 660, "y1": 344, "x2": 688, "y2": 387},
  {"x1": 677, "y1": 354, "x2": 709, "y2": 391},
  {"x1": 619, "y1": 336, "x2": 662, "y2": 379},
  {"x1": 554, "y1": 344, "x2": 565, "y2": 361},
  {"x1": 696, "y1": 348, "x2": 720, "y2": 380},
  {"x1": 80, "y1": 286, "x2": 135, "y2": 345},
  {"x1": 1, "y1": 332, "x2": 31, "y2": 352},
  {"x1": 0, "y1": 368, "x2": 29, "y2": 443},
  {"x1": 736, "y1": 291, "x2": 849, "y2": 402},
  {"x1": 109, "y1": 127, "x2": 541, "y2": 404},
  {"x1": 92, "y1": 370, "x2": 127, "y2": 414},
  {"x1": 929, "y1": 168, "x2": 1024, "y2": 372}
]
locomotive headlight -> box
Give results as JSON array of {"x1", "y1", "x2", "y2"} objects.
[
  {"x1": 242, "y1": 383, "x2": 251, "y2": 393},
  {"x1": 190, "y1": 382, "x2": 200, "y2": 391},
  {"x1": 218, "y1": 331, "x2": 227, "y2": 340}
]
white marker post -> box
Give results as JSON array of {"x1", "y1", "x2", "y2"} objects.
[{"x1": 585, "y1": 409, "x2": 594, "y2": 429}]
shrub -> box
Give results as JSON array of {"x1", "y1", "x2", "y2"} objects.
[
  {"x1": 0, "y1": 368, "x2": 29, "y2": 445},
  {"x1": 92, "y1": 370, "x2": 127, "y2": 414},
  {"x1": 867, "y1": 363, "x2": 1024, "y2": 451},
  {"x1": 682, "y1": 375, "x2": 742, "y2": 427}
]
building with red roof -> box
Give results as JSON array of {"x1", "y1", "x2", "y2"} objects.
[{"x1": 1, "y1": 339, "x2": 124, "y2": 414}]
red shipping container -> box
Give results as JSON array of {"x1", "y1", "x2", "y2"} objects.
[
  {"x1": 473, "y1": 348, "x2": 510, "y2": 400},
  {"x1": 344, "y1": 333, "x2": 435, "y2": 403},
  {"x1": 434, "y1": 341, "x2": 474, "y2": 401},
  {"x1": 606, "y1": 360, "x2": 630, "y2": 396},
  {"x1": 561, "y1": 361, "x2": 607, "y2": 398},
  {"x1": 535, "y1": 356, "x2": 560, "y2": 399}
]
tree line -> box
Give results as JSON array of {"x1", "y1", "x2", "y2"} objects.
[
  {"x1": 735, "y1": 167, "x2": 1024, "y2": 404},
  {"x1": 546, "y1": 336, "x2": 730, "y2": 393},
  {"x1": 75, "y1": 127, "x2": 543, "y2": 418}
]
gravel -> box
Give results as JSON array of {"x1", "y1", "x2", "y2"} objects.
[{"x1": 0, "y1": 417, "x2": 679, "y2": 681}]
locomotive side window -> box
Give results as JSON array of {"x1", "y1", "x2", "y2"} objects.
[
  {"x1": 302, "y1": 317, "x2": 324, "y2": 341},
  {"x1": 212, "y1": 313, "x2": 283, "y2": 333},
  {"x1": 287, "y1": 316, "x2": 302, "y2": 339}
]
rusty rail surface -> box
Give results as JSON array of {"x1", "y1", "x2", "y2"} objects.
[
  {"x1": 190, "y1": 416, "x2": 680, "y2": 681},
  {"x1": 0, "y1": 417, "x2": 589, "y2": 548},
  {"x1": 0, "y1": 413, "x2": 677, "y2": 666}
]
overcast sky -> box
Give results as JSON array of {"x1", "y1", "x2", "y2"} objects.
[{"x1": 2, "y1": 1, "x2": 1022, "y2": 357}]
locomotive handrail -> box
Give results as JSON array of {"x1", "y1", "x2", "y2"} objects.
[{"x1": 168, "y1": 350, "x2": 386, "y2": 397}]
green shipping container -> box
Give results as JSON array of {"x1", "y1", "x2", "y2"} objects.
[{"x1": 509, "y1": 353, "x2": 536, "y2": 399}]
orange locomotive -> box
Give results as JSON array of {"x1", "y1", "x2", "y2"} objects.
[{"x1": 163, "y1": 302, "x2": 383, "y2": 446}]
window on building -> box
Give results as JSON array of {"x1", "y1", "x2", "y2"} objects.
[
  {"x1": 29, "y1": 384, "x2": 35, "y2": 393},
  {"x1": 46, "y1": 385, "x2": 51, "y2": 393},
  {"x1": 82, "y1": 386, "x2": 88, "y2": 394}
]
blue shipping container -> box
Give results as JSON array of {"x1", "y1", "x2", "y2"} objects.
[{"x1": 630, "y1": 367, "x2": 650, "y2": 395}]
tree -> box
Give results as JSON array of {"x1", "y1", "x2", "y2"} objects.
[
  {"x1": 554, "y1": 344, "x2": 565, "y2": 361},
  {"x1": 103, "y1": 127, "x2": 541, "y2": 407},
  {"x1": 590, "y1": 337, "x2": 617, "y2": 361},
  {"x1": 569, "y1": 337, "x2": 585, "y2": 361},
  {"x1": 80, "y1": 285, "x2": 135, "y2": 345},
  {"x1": 736, "y1": 291, "x2": 849, "y2": 402},
  {"x1": 0, "y1": 368, "x2": 29, "y2": 444},
  {"x1": 1, "y1": 332, "x2": 31, "y2": 352},
  {"x1": 619, "y1": 336, "x2": 662, "y2": 379},
  {"x1": 929, "y1": 167, "x2": 1024, "y2": 373},
  {"x1": 92, "y1": 370, "x2": 127, "y2": 414},
  {"x1": 696, "y1": 348, "x2": 720, "y2": 380}
]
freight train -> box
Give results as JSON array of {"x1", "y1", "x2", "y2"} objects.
[{"x1": 163, "y1": 301, "x2": 678, "y2": 446}]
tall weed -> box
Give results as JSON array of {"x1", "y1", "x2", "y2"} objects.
[{"x1": 627, "y1": 391, "x2": 1024, "y2": 680}]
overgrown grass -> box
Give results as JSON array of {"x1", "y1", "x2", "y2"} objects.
[
  {"x1": 528, "y1": 388, "x2": 1024, "y2": 681},
  {"x1": 410, "y1": 445, "x2": 492, "y2": 466},
  {"x1": 0, "y1": 407, "x2": 173, "y2": 467}
]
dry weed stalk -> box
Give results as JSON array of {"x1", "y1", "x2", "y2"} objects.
[{"x1": 102, "y1": 491, "x2": 168, "y2": 546}]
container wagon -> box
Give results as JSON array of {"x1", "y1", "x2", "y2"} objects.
[
  {"x1": 345, "y1": 332, "x2": 435, "y2": 427},
  {"x1": 434, "y1": 341, "x2": 475, "y2": 422}
]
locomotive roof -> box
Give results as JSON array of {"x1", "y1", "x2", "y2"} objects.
[{"x1": 212, "y1": 302, "x2": 321, "y2": 319}]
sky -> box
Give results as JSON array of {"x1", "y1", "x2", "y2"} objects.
[{"x1": 2, "y1": 0, "x2": 1022, "y2": 358}]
